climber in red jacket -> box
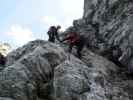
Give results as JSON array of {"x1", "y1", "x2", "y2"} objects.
[{"x1": 61, "y1": 32, "x2": 85, "y2": 58}]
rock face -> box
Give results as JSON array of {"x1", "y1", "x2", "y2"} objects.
[
  {"x1": 54, "y1": 49, "x2": 133, "y2": 100},
  {"x1": 0, "y1": 0, "x2": 133, "y2": 100},
  {"x1": 70, "y1": 0, "x2": 133, "y2": 72},
  {"x1": 0, "y1": 40, "x2": 133, "y2": 100},
  {"x1": 0, "y1": 40, "x2": 66, "y2": 100}
]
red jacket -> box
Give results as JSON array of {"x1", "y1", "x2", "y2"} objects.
[{"x1": 63, "y1": 33, "x2": 79, "y2": 45}]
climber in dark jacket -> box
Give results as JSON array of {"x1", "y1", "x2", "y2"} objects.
[
  {"x1": 61, "y1": 32, "x2": 85, "y2": 58},
  {"x1": 47, "y1": 25, "x2": 61, "y2": 42},
  {"x1": 0, "y1": 53, "x2": 6, "y2": 66}
]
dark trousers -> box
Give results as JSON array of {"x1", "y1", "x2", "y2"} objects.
[
  {"x1": 48, "y1": 37, "x2": 55, "y2": 43},
  {"x1": 68, "y1": 41, "x2": 84, "y2": 58},
  {"x1": 48, "y1": 34, "x2": 60, "y2": 43}
]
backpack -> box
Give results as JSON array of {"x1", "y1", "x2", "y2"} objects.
[{"x1": 47, "y1": 26, "x2": 56, "y2": 36}]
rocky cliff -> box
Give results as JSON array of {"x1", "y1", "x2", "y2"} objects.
[
  {"x1": 0, "y1": 0, "x2": 133, "y2": 100},
  {"x1": 0, "y1": 39, "x2": 132, "y2": 100},
  {"x1": 72, "y1": 0, "x2": 133, "y2": 73}
]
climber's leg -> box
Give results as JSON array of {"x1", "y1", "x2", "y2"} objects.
[
  {"x1": 68, "y1": 44, "x2": 73, "y2": 60},
  {"x1": 77, "y1": 44, "x2": 84, "y2": 59}
]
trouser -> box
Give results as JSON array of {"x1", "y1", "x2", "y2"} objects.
[
  {"x1": 68, "y1": 44, "x2": 73, "y2": 53},
  {"x1": 48, "y1": 35, "x2": 60, "y2": 43},
  {"x1": 76, "y1": 44, "x2": 84, "y2": 58},
  {"x1": 68, "y1": 42, "x2": 84, "y2": 58},
  {"x1": 48, "y1": 36, "x2": 55, "y2": 43}
]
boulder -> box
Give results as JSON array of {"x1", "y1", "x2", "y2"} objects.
[{"x1": 0, "y1": 40, "x2": 66, "y2": 100}]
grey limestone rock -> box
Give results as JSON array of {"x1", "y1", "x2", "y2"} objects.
[
  {"x1": 0, "y1": 40, "x2": 66, "y2": 100},
  {"x1": 69, "y1": 0, "x2": 133, "y2": 73}
]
